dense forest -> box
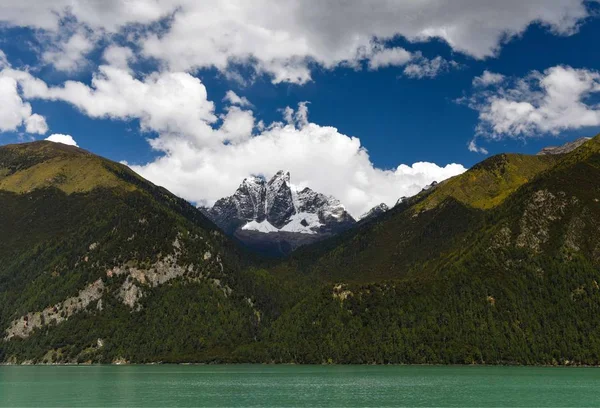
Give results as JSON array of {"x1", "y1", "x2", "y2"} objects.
[{"x1": 2, "y1": 137, "x2": 600, "y2": 365}]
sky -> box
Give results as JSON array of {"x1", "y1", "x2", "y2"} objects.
[{"x1": 1, "y1": 1, "x2": 600, "y2": 218}]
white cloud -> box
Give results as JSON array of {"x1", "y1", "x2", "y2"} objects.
[
  {"x1": 0, "y1": 1, "x2": 596, "y2": 83},
  {"x1": 217, "y1": 106, "x2": 255, "y2": 144},
  {"x1": 467, "y1": 139, "x2": 489, "y2": 155},
  {"x1": 103, "y1": 45, "x2": 135, "y2": 71},
  {"x1": 25, "y1": 114, "x2": 49, "y2": 134},
  {"x1": 45, "y1": 133, "x2": 78, "y2": 146},
  {"x1": 42, "y1": 28, "x2": 95, "y2": 72},
  {"x1": 367, "y1": 47, "x2": 458, "y2": 79},
  {"x1": 130, "y1": 104, "x2": 466, "y2": 217},
  {"x1": 223, "y1": 90, "x2": 252, "y2": 107},
  {"x1": 2, "y1": 63, "x2": 466, "y2": 216},
  {"x1": 0, "y1": 75, "x2": 47, "y2": 134},
  {"x1": 473, "y1": 70, "x2": 505, "y2": 87},
  {"x1": 7, "y1": 65, "x2": 220, "y2": 146},
  {"x1": 403, "y1": 55, "x2": 458, "y2": 79},
  {"x1": 0, "y1": 50, "x2": 8, "y2": 69},
  {"x1": 140, "y1": 1, "x2": 596, "y2": 83},
  {"x1": 368, "y1": 47, "x2": 412, "y2": 70},
  {"x1": 0, "y1": 1, "x2": 167, "y2": 31},
  {"x1": 470, "y1": 65, "x2": 600, "y2": 138}
]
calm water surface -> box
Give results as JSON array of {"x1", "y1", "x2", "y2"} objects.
[{"x1": 1, "y1": 365, "x2": 599, "y2": 407}]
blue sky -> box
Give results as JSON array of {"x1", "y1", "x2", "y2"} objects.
[{"x1": 0, "y1": 1, "x2": 599, "y2": 216}]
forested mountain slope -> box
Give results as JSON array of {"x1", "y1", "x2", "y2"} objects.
[
  {"x1": 263, "y1": 135, "x2": 600, "y2": 364},
  {"x1": 0, "y1": 142, "x2": 299, "y2": 363},
  {"x1": 3, "y1": 136, "x2": 600, "y2": 365}
]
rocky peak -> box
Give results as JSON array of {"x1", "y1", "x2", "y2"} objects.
[
  {"x1": 359, "y1": 203, "x2": 389, "y2": 222},
  {"x1": 266, "y1": 171, "x2": 295, "y2": 228},
  {"x1": 203, "y1": 170, "x2": 356, "y2": 239},
  {"x1": 396, "y1": 196, "x2": 408, "y2": 206},
  {"x1": 238, "y1": 176, "x2": 267, "y2": 218},
  {"x1": 422, "y1": 181, "x2": 438, "y2": 191},
  {"x1": 537, "y1": 137, "x2": 591, "y2": 155}
]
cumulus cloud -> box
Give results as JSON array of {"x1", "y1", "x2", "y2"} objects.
[
  {"x1": 2, "y1": 61, "x2": 466, "y2": 216},
  {"x1": 138, "y1": 0, "x2": 596, "y2": 82},
  {"x1": 45, "y1": 133, "x2": 78, "y2": 146},
  {"x1": 368, "y1": 47, "x2": 412, "y2": 70},
  {"x1": 25, "y1": 114, "x2": 49, "y2": 134},
  {"x1": 0, "y1": 75, "x2": 48, "y2": 134},
  {"x1": 41, "y1": 28, "x2": 95, "y2": 72},
  {"x1": 473, "y1": 70, "x2": 505, "y2": 87},
  {"x1": 223, "y1": 90, "x2": 252, "y2": 107},
  {"x1": 6, "y1": 64, "x2": 220, "y2": 145},
  {"x1": 130, "y1": 104, "x2": 466, "y2": 217},
  {"x1": 103, "y1": 45, "x2": 135, "y2": 71},
  {"x1": 0, "y1": 1, "x2": 596, "y2": 83},
  {"x1": 0, "y1": 50, "x2": 8, "y2": 68},
  {"x1": 469, "y1": 65, "x2": 600, "y2": 139}
]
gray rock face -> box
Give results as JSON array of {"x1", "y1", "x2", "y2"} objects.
[
  {"x1": 202, "y1": 171, "x2": 356, "y2": 254},
  {"x1": 202, "y1": 176, "x2": 267, "y2": 234},
  {"x1": 537, "y1": 137, "x2": 591, "y2": 155},
  {"x1": 266, "y1": 171, "x2": 295, "y2": 228},
  {"x1": 359, "y1": 203, "x2": 389, "y2": 222}
]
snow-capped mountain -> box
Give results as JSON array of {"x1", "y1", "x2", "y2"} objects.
[
  {"x1": 359, "y1": 203, "x2": 389, "y2": 222},
  {"x1": 202, "y1": 171, "x2": 356, "y2": 255},
  {"x1": 421, "y1": 180, "x2": 438, "y2": 191}
]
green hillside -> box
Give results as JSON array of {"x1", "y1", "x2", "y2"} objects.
[
  {"x1": 3, "y1": 136, "x2": 600, "y2": 365},
  {"x1": 263, "y1": 135, "x2": 600, "y2": 364},
  {"x1": 0, "y1": 141, "x2": 298, "y2": 364}
]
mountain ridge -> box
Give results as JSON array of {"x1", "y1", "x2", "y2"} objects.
[{"x1": 3, "y1": 135, "x2": 600, "y2": 365}]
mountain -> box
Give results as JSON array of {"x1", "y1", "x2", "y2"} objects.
[
  {"x1": 264, "y1": 135, "x2": 600, "y2": 364},
  {"x1": 358, "y1": 203, "x2": 389, "y2": 222},
  {"x1": 538, "y1": 137, "x2": 591, "y2": 155},
  {"x1": 0, "y1": 141, "x2": 292, "y2": 364},
  {"x1": 5, "y1": 136, "x2": 600, "y2": 366},
  {"x1": 202, "y1": 171, "x2": 355, "y2": 255}
]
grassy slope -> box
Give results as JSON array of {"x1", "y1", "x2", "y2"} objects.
[
  {"x1": 0, "y1": 141, "x2": 136, "y2": 193},
  {"x1": 415, "y1": 153, "x2": 561, "y2": 210}
]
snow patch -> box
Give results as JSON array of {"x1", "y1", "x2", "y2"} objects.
[
  {"x1": 242, "y1": 219, "x2": 279, "y2": 233},
  {"x1": 280, "y1": 212, "x2": 322, "y2": 234},
  {"x1": 242, "y1": 213, "x2": 322, "y2": 234}
]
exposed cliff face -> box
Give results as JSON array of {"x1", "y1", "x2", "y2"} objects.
[{"x1": 203, "y1": 171, "x2": 356, "y2": 255}]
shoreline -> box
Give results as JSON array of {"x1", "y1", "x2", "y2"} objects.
[{"x1": 2, "y1": 362, "x2": 598, "y2": 368}]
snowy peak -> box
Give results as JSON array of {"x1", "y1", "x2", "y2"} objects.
[
  {"x1": 359, "y1": 203, "x2": 389, "y2": 221},
  {"x1": 268, "y1": 170, "x2": 291, "y2": 185},
  {"x1": 203, "y1": 170, "x2": 356, "y2": 237},
  {"x1": 395, "y1": 196, "x2": 408, "y2": 206},
  {"x1": 421, "y1": 181, "x2": 438, "y2": 192}
]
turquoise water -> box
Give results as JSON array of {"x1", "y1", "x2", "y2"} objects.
[{"x1": 1, "y1": 365, "x2": 599, "y2": 407}]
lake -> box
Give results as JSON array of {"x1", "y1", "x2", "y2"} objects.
[{"x1": 1, "y1": 365, "x2": 599, "y2": 407}]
